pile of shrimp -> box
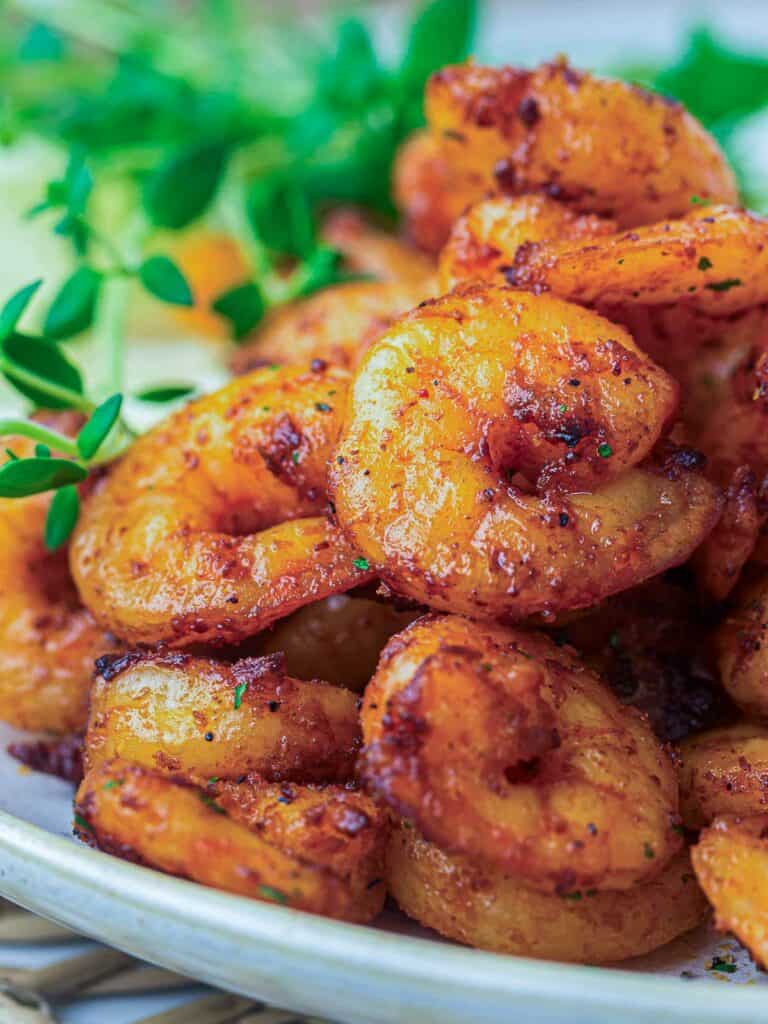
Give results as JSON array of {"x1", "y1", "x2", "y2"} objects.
[{"x1": 5, "y1": 55, "x2": 768, "y2": 963}]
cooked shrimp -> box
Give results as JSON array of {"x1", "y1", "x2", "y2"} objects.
[
  {"x1": 331, "y1": 285, "x2": 719, "y2": 621},
  {"x1": 679, "y1": 723, "x2": 768, "y2": 829},
  {"x1": 362, "y1": 614, "x2": 682, "y2": 892},
  {"x1": 426, "y1": 59, "x2": 737, "y2": 227},
  {"x1": 393, "y1": 130, "x2": 478, "y2": 254},
  {"x1": 75, "y1": 759, "x2": 387, "y2": 922},
  {"x1": 439, "y1": 194, "x2": 616, "y2": 291},
  {"x1": 508, "y1": 207, "x2": 768, "y2": 316},
  {"x1": 388, "y1": 824, "x2": 706, "y2": 963},
  {"x1": 0, "y1": 417, "x2": 118, "y2": 733},
  {"x1": 320, "y1": 207, "x2": 436, "y2": 286},
  {"x1": 85, "y1": 650, "x2": 361, "y2": 784},
  {"x1": 70, "y1": 365, "x2": 374, "y2": 647},
  {"x1": 253, "y1": 594, "x2": 420, "y2": 692},
  {"x1": 230, "y1": 280, "x2": 430, "y2": 374},
  {"x1": 717, "y1": 572, "x2": 768, "y2": 719},
  {"x1": 692, "y1": 814, "x2": 768, "y2": 969}
]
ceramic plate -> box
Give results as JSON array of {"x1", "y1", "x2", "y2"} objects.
[{"x1": 0, "y1": 725, "x2": 767, "y2": 1024}]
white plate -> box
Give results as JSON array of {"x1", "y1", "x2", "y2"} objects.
[{"x1": 0, "y1": 726, "x2": 766, "y2": 1024}]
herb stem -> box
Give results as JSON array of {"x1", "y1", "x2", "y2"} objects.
[
  {"x1": 0, "y1": 419, "x2": 80, "y2": 455},
  {"x1": 0, "y1": 356, "x2": 94, "y2": 414},
  {"x1": 99, "y1": 274, "x2": 130, "y2": 394}
]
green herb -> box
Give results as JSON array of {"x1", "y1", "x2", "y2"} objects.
[
  {"x1": 697, "y1": 256, "x2": 713, "y2": 270},
  {"x1": 690, "y1": 195, "x2": 711, "y2": 206},
  {"x1": 234, "y1": 681, "x2": 248, "y2": 709},
  {"x1": 74, "y1": 812, "x2": 92, "y2": 832},
  {"x1": 136, "y1": 384, "x2": 196, "y2": 403},
  {"x1": 597, "y1": 442, "x2": 613, "y2": 458},
  {"x1": 0, "y1": 280, "x2": 42, "y2": 341},
  {"x1": 102, "y1": 778, "x2": 124, "y2": 791},
  {"x1": 291, "y1": 450, "x2": 300, "y2": 465},
  {"x1": 144, "y1": 142, "x2": 230, "y2": 230},
  {"x1": 199, "y1": 793, "x2": 226, "y2": 815},
  {"x1": 212, "y1": 283, "x2": 265, "y2": 341},
  {"x1": 709, "y1": 956, "x2": 737, "y2": 975},
  {"x1": 706, "y1": 278, "x2": 742, "y2": 292},
  {"x1": 138, "y1": 256, "x2": 194, "y2": 307},
  {"x1": 44, "y1": 265, "x2": 102, "y2": 340},
  {"x1": 643, "y1": 842, "x2": 655, "y2": 860},
  {"x1": 0, "y1": 457, "x2": 87, "y2": 498},
  {"x1": 258, "y1": 885, "x2": 288, "y2": 905},
  {"x1": 76, "y1": 394, "x2": 123, "y2": 459},
  {"x1": 45, "y1": 486, "x2": 80, "y2": 551},
  {"x1": 561, "y1": 891, "x2": 582, "y2": 901},
  {"x1": 353, "y1": 557, "x2": 370, "y2": 571},
  {"x1": 35, "y1": 444, "x2": 51, "y2": 459}
]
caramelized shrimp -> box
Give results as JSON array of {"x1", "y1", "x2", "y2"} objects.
[
  {"x1": 70, "y1": 365, "x2": 374, "y2": 647},
  {"x1": 439, "y1": 194, "x2": 616, "y2": 291},
  {"x1": 509, "y1": 207, "x2": 768, "y2": 316},
  {"x1": 320, "y1": 207, "x2": 436, "y2": 286},
  {"x1": 692, "y1": 814, "x2": 768, "y2": 969},
  {"x1": 717, "y1": 572, "x2": 768, "y2": 719},
  {"x1": 362, "y1": 615, "x2": 682, "y2": 892},
  {"x1": 0, "y1": 418, "x2": 118, "y2": 733},
  {"x1": 76, "y1": 759, "x2": 387, "y2": 922},
  {"x1": 331, "y1": 285, "x2": 719, "y2": 621},
  {"x1": 393, "y1": 131, "x2": 478, "y2": 254},
  {"x1": 388, "y1": 824, "x2": 706, "y2": 963},
  {"x1": 679, "y1": 723, "x2": 768, "y2": 829},
  {"x1": 85, "y1": 651, "x2": 361, "y2": 784},
  {"x1": 230, "y1": 280, "x2": 430, "y2": 374},
  {"x1": 426, "y1": 60, "x2": 737, "y2": 227}
]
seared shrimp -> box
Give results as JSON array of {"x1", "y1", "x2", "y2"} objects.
[
  {"x1": 85, "y1": 651, "x2": 361, "y2": 784},
  {"x1": 320, "y1": 207, "x2": 436, "y2": 286},
  {"x1": 692, "y1": 814, "x2": 768, "y2": 969},
  {"x1": 717, "y1": 572, "x2": 768, "y2": 719},
  {"x1": 231, "y1": 280, "x2": 430, "y2": 374},
  {"x1": 679, "y1": 723, "x2": 768, "y2": 829},
  {"x1": 0, "y1": 418, "x2": 118, "y2": 733},
  {"x1": 388, "y1": 824, "x2": 706, "y2": 963},
  {"x1": 393, "y1": 130, "x2": 478, "y2": 255},
  {"x1": 331, "y1": 285, "x2": 719, "y2": 621},
  {"x1": 439, "y1": 194, "x2": 616, "y2": 291},
  {"x1": 362, "y1": 615, "x2": 682, "y2": 892},
  {"x1": 76, "y1": 759, "x2": 387, "y2": 922},
  {"x1": 426, "y1": 60, "x2": 737, "y2": 227},
  {"x1": 508, "y1": 207, "x2": 768, "y2": 317},
  {"x1": 70, "y1": 365, "x2": 374, "y2": 647}
]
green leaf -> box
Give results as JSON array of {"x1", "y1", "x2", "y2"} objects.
[
  {"x1": 139, "y1": 256, "x2": 193, "y2": 307},
  {"x1": 34, "y1": 444, "x2": 51, "y2": 458},
  {"x1": 247, "y1": 177, "x2": 316, "y2": 258},
  {"x1": 76, "y1": 394, "x2": 122, "y2": 460},
  {"x1": 296, "y1": 246, "x2": 365, "y2": 298},
  {"x1": 64, "y1": 151, "x2": 93, "y2": 217},
  {"x1": 0, "y1": 457, "x2": 86, "y2": 498},
  {"x1": 400, "y1": 0, "x2": 477, "y2": 93},
  {"x1": 0, "y1": 281, "x2": 43, "y2": 342},
  {"x1": 144, "y1": 142, "x2": 229, "y2": 229},
  {"x1": 1, "y1": 332, "x2": 84, "y2": 409},
  {"x1": 18, "y1": 22, "x2": 65, "y2": 62},
  {"x1": 212, "y1": 282, "x2": 265, "y2": 341},
  {"x1": 44, "y1": 266, "x2": 102, "y2": 340},
  {"x1": 135, "y1": 384, "x2": 196, "y2": 403},
  {"x1": 44, "y1": 485, "x2": 80, "y2": 550},
  {"x1": 318, "y1": 19, "x2": 381, "y2": 110}
]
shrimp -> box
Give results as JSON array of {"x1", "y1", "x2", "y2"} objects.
[
  {"x1": 320, "y1": 207, "x2": 436, "y2": 286},
  {"x1": 678, "y1": 723, "x2": 768, "y2": 829},
  {"x1": 508, "y1": 206, "x2": 768, "y2": 317},
  {"x1": 75, "y1": 759, "x2": 387, "y2": 923},
  {"x1": 230, "y1": 280, "x2": 430, "y2": 375},
  {"x1": 252, "y1": 594, "x2": 420, "y2": 692},
  {"x1": 393, "y1": 130, "x2": 479, "y2": 255},
  {"x1": 85, "y1": 650, "x2": 361, "y2": 785},
  {"x1": 70, "y1": 365, "x2": 375, "y2": 647},
  {"x1": 330, "y1": 285, "x2": 719, "y2": 622},
  {"x1": 716, "y1": 572, "x2": 768, "y2": 719},
  {"x1": 426, "y1": 59, "x2": 737, "y2": 228},
  {"x1": 388, "y1": 823, "x2": 706, "y2": 963},
  {"x1": 439, "y1": 194, "x2": 616, "y2": 291},
  {"x1": 361, "y1": 614, "x2": 682, "y2": 892},
  {"x1": 0, "y1": 416, "x2": 119, "y2": 733},
  {"x1": 692, "y1": 814, "x2": 768, "y2": 969}
]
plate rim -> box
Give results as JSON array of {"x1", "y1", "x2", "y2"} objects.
[{"x1": 0, "y1": 807, "x2": 766, "y2": 1022}]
